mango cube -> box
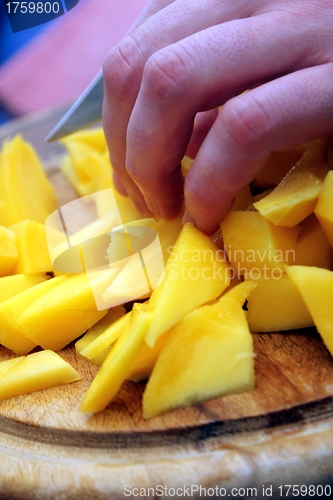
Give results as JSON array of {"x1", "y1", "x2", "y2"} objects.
[
  {"x1": 253, "y1": 151, "x2": 329, "y2": 226},
  {"x1": 142, "y1": 281, "x2": 256, "y2": 419},
  {"x1": 0, "y1": 350, "x2": 81, "y2": 401},
  {"x1": 0, "y1": 226, "x2": 18, "y2": 277}
]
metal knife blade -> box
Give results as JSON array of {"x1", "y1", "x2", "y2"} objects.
[{"x1": 45, "y1": 71, "x2": 104, "y2": 142}]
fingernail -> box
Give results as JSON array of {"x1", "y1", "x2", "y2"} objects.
[
  {"x1": 144, "y1": 198, "x2": 162, "y2": 217},
  {"x1": 182, "y1": 210, "x2": 196, "y2": 227}
]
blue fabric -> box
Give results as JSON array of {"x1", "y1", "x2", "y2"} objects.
[
  {"x1": 0, "y1": 3, "x2": 46, "y2": 65},
  {"x1": 0, "y1": 2, "x2": 47, "y2": 122}
]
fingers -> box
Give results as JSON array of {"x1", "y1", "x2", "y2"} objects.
[
  {"x1": 102, "y1": 0, "x2": 261, "y2": 208},
  {"x1": 124, "y1": 10, "x2": 329, "y2": 220},
  {"x1": 184, "y1": 62, "x2": 333, "y2": 234},
  {"x1": 186, "y1": 109, "x2": 219, "y2": 159}
]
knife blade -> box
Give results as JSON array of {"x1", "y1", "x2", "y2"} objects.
[{"x1": 45, "y1": 71, "x2": 104, "y2": 142}]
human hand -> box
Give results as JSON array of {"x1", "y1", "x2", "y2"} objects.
[{"x1": 103, "y1": 0, "x2": 333, "y2": 234}]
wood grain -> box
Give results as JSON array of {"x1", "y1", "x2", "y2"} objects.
[{"x1": 1, "y1": 116, "x2": 333, "y2": 498}]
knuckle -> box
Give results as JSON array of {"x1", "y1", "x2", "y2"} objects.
[
  {"x1": 142, "y1": 47, "x2": 194, "y2": 104},
  {"x1": 220, "y1": 95, "x2": 270, "y2": 151},
  {"x1": 103, "y1": 37, "x2": 143, "y2": 99},
  {"x1": 125, "y1": 158, "x2": 144, "y2": 184}
]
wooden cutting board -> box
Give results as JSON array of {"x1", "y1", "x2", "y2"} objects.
[{"x1": 0, "y1": 113, "x2": 333, "y2": 499}]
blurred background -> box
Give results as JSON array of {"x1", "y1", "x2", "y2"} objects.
[{"x1": 0, "y1": 0, "x2": 148, "y2": 125}]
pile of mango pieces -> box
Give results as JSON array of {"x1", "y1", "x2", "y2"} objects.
[{"x1": 0, "y1": 130, "x2": 333, "y2": 419}]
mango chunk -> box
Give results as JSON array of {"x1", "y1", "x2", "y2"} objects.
[
  {"x1": 0, "y1": 226, "x2": 18, "y2": 277},
  {"x1": 75, "y1": 305, "x2": 126, "y2": 362},
  {"x1": 0, "y1": 136, "x2": 57, "y2": 226},
  {"x1": 78, "y1": 310, "x2": 131, "y2": 362},
  {"x1": 145, "y1": 223, "x2": 231, "y2": 347},
  {"x1": 60, "y1": 141, "x2": 112, "y2": 196},
  {"x1": 254, "y1": 147, "x2": 304, "y2": 188},
  {"x1": 0, "y1": 276, "x2": 66, "y2": 355},
  {"x1": 286, "y1": 266, "x2": 333, "y2": 356},
  {"x1": 59, "y1": 128, "x2": 143, "y2": 224},
  {"x1": 142, "y1": 281, "x2": 256, "y2": 419},
  {"x1": 231, "y1": 186, "x2": 254, "y2": 211},
  {"x1": 60, "y1": 128, "x2": 107, "y2": 154},
  {"x1": 245, "y1": 272, "x2": 313, "y2": 332},
  {"x1": 314, "y1": 170, "x2": 333, "y2": 249},
  {"x1": 221, "y1": 211, "x2": 299, "y2": 277},
  {"x1": 80, "y1": 303, "x2": 152, "y2": 414},
  {"x1": 18, "y1": 273, "x2": 108, "y2": 352},
  {"x1": 0, "y1": 273, "x2": 48, "y2": 304},
  {"x1": 10, "y1": 220, "x2": 53, "y2": 274},
  {"x1": 0, "y1": 350, "x2": 81, "y2": 401},
  {"x1": 126, "y1": 331, "x2": 170, "y2": 382},
  {"x1": 327, "y1": 136, "x2": 333, "y2": 169},
  {"x1": 294, "y1": 214, "x2": 333, "y2": 269},
  {"x1": 253, "y1": 151, "x2": 329, "y2": 226},
  {"x1": 181, "y1": 156, "x2": 193, "y2": 178}
]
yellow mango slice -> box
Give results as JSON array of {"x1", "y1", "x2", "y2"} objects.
[
  {"x1": 18, "y1": 273, "x2": 108, "y2": 351},
  {"x1": 78, "y1": 310, "x2": 131, "y2": 361},
  {"x1": 103, "y1": 219, "x2": 164, "y2": 306},
  {"x1": 327, "y1": 135, "x2": 333, "y2": 169},
  {"x1": 60, "y1": 131, "x2": 143, "y2": 224},
  {"x1": 10, "y1": 220, "x2": 53, "y2": 274},
  {"x1": 245, "y1": 272, "x2": 313, "y2": 332},
  {"x1": 0, "y1": 356, "x2": 23, "y2": 379},
  {"x1": 127, "y1": 331, "x2": 170, "y2": 382},
  {"x1": 75, "y1": 305, "x2": 126, "y2": 361},
  {"x1": 145, "y1": 223, "x2": 231, "y2": 347},
  {"x1": 80, "y1": 302, "x2": 152, "y2": 414},
  {"x1": 253, "y1": 151, "x2": 329, "y2": 226},
  {"x1": 0, "y1": 276, "x2": 66, "y2": 355},
  {"x1": 101, "y1": 153, "x2": 143, "y2": 224},
  {"x1": 0, "y1": 273, "x2": 47, "y2": 304},
  {"x1": 142, "y1": 281, "x2": 256, "y2": 419},
  {"x1": 0, "y1": 226, "x2": 18, "y2": 277},
  {"x1": 294, "y1": 214, "x2": 333, "y2": 269},
  {"x1": 60, "y1": 128, "x2": 107, "y2": 154},
  {"x1": 221, "y1": 211, "x2": 299, "y2": 276},
  {"x1": 0, "y1": 350, "x2": 81, "y2": 401},
  {"x1": 0, "y1": 136, "x2": 57, "y2": 226},
  {"x1": 181, "y1": 156, "x2": 193, "y2": 178},
  {"x1": 314, "y1": 170, "x2": 333, "y2": 249},
  {"x1": 254, "y1": 147, "x2": 304, "y2": 188},
  {"x1": 60, "y1": 139, "x2": 112, "y2": 196},
  {"x1": 286, "y1": 266, "x2": 333, "y2": 356},
  {"x1": 231, "y1": 186, "x2": 254, "y2": 211},
  {"x1": 302, "y1": 136, "x2": 328, "y2": 161},
  {"x1": 155, "y1": 211, "x2": 183, "y2": 263}
]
